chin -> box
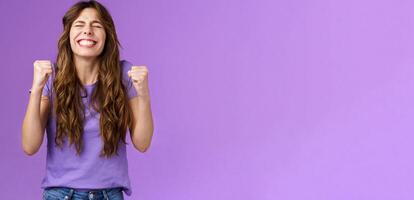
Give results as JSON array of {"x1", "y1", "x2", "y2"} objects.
[
  {"x1": 74, "y1": 53, "x2": 101, "y2": 59},
  {"x1": 71, "y1": 45, "x2": 104, "y2": 59},
  {"x1": 75, "y1": 50, "x2": 102, "y2": 57}
]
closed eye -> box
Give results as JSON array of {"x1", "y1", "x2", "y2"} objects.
[{"x1": 73, "y1": 25, "x2": 101, "y2": 28}]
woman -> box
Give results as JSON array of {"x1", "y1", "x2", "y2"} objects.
[{"x1": 21, "y1": 1, "x2": 154, "y2": 199}]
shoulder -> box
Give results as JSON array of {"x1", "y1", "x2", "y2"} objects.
[
  {"x1": 120, "y1": 59, "x2": 133, "y2": 70},
  {"x1": 120, "y1": 59, "x2": 134, "y2": 77},
  {"x1": 120, "y1": 59, "x2": 134, "y2": 78},
  {"x1": 42, "y1": 61, "x2": 58, "y2": 97},
  {"x1": 119, "y1": 59, "x2": 138, "y2": 98}
]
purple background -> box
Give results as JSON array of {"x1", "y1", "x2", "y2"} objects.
[{"x1": 1, "y1": 0, "x2": 413, "y2": 199}]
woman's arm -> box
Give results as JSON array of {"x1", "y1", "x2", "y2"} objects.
[
  {"x1": 129, "y1": 95, "x2": 154, "y2": 153},
  {"x1": 22, "y1": 60, "x2": 53, "y2": 156},
  {"x1": 22, "y1": 91, "x2": 50, "y2": 155},
  {"x1": 128, "y1": 65, "x2": 154, "y2": 153}
]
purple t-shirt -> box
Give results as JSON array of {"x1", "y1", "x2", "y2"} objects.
[{"x1": 40, "y1": 60, "x2": 137, "y2": 196}]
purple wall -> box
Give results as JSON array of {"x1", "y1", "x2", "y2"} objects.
[{"x1": 1, "y1": 0, "x2": 413, "y2": 199}]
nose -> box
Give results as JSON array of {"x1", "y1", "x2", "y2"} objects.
[
  {"x1": 83, "y1": 30, "x2": 92, "y2": 35},
  {"x1": 83, "y1": 26, "x2": 93, "y2": 35}
]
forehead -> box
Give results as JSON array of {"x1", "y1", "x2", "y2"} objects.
[{"x1": 75, "y1": 8, "x2": 101, "y2": 22}]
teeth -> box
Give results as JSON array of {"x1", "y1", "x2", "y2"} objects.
[{"x1": 78, "y1": 40, "x2": 96, "y2": 46}]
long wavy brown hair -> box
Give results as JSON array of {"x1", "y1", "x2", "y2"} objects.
[{"x1": 52, "y1": 0, "x2": 131, "y2": 158}]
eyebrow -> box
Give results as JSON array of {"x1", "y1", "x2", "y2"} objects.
[{"x1": 73, "y1": 20, "x2": 102, "y2": 25}]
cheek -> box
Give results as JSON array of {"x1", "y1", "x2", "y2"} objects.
[
  {"x1": 98, "y1": 33, "x2": 106, "y2": 48},
  {"x1": 99, "y1": 32, "x2": 106, "y2": 43},
  {"x1": 69, "y1": 31, "x2": 77, "y2": 47}
]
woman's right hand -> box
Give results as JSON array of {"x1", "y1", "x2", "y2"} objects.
[{"x1": 32, "y1": 60, "x2": 53, "y2": 92}]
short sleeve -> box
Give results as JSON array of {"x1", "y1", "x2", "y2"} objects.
[{"x1": 121, "y1": 60, "x2": 138, "y2": 99}]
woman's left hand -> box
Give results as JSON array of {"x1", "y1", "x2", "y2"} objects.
[{"x1": 128, "y1": 65, "x2": 150, "y2": 97}]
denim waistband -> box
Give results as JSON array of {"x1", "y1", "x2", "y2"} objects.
[
  {"x1": 46, "y1": 187, "x2": 122, "y2": 193},
  {"x1": 44, "y1": 186, "x2": 123, "y2": 200}
]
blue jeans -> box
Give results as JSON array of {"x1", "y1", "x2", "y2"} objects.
[{"x1": 42, "y1": 187, "x2": 124, "y2": 200}]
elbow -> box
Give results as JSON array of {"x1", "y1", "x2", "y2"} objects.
[
  {"x1": 134, "y1": 143, "x2": 150, "y2": 153},
  {"x1": 138, "y1": 148, "x2": 149, "y2": 153},
  {"x1": 22, "y1": 146, "x2": 38, "y2": 156},
  {"x1": 131, "y1": 129, "x2": 153, "y2": 153},
  {"x1": 21, "y1": 127, "x2": 43, "y2": 156},
  {"x1": 22, "y1": 141, "x2": 39, "y2": 156},
  {"x1": 132, "y1": 139, "x2": 150, "y2": 153}
]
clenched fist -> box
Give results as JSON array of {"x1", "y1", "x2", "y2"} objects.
[
  {"x1": 127, "y1": 65, "x2": 149, "y2": 96},
  {"x1": 32, "y1": 60, "x2": 53, "y2": 92}
]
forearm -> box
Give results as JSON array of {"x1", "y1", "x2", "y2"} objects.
[
  {"x1": 22, "y1": 88, "x2": 45, "y2": 155},
  {"x1": 131, "y1": 95, "x2": 154, "y2": 152}
]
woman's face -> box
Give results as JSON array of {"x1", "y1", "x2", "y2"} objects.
[{"x1": 69, "y1": 8, "x2": 106, "y2": 59}]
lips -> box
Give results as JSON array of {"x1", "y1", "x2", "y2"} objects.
[{"x1": 77, "y1": 38, "x2": 97, "y2": 48}]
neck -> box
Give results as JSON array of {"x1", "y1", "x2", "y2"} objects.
[{"x1": 73, "y1": 56, "x2": 99, "y2": 86}]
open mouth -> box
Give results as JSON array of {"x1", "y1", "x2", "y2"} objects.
[{"x1": 77, "y1": 39, "x2": 97, "y2": 48}]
